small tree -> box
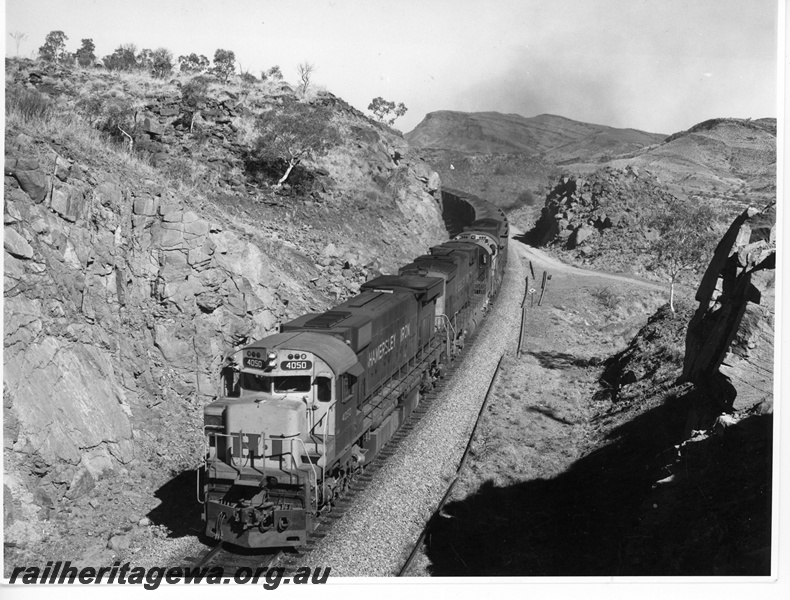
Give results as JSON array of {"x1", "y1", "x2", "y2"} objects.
[
  {"x1": 75, "y1": 38, "x2": 96, "y2": 67},
  {"x1": 212, "y1": 49, "x2": 236, "y2": 83},
  {"x1": 96, "y1": 97, "x2": 137, "y2": 150},
  {"x1": 254, "y1": 103, "x2": 340, "y2": 187},
  {"x1": 367, "y1": 97, "x2": 407, "y2": 125},
  {"x1": 181, "y1": 76, "x2": 210, "y2": 133},
  {"x1": 103, "y1": 44, "x2": 138, "y2": 71},
  {"x1": 297, "y1": 62, "x2": 315, "y2": 94},
  {"x1": 178, "y1": 53, "x2": 210, "y2": 74},
  {"x1": 648, "y1": 197, "x2": 720, "y2": 312},
  {"x1": 137, "y1": 48, "x2": 154, "y2": 71},
  {"x1": 151, "y1": 48, "x2": 174, "y2": 78},
  {"x1": 39, "y1": 30, "x2": 68, "y2": 63},
  {"x1": 264, "y1": 65, "x2": 283, "y2": 81}
]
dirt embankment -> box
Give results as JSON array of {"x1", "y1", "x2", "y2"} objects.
[{"x1": 416, "y1": 232, "x2": 772, "y2": 576}]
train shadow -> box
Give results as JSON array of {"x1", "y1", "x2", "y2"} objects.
[
  {"x1": 146, "y1": 469, "x2": 206, "y2": 540},
  {"x1": 524, "y1": 350, "x2": 599, "y2": 369},
  {"x1": 423, "y1": 390, "x2": 772, "y2": 576}
]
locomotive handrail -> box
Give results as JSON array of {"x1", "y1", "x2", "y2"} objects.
[
  {"x1": 435, "y1": 314, "x2": 456, "y2": 359},
  {"x1": 289, "y1": 437, "x2": 320, "y2": 514}
]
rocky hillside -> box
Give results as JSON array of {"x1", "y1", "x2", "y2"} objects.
[
  {"x1": 527, "y1": 167, "x2": 716, "y2": 276},
  {"x1": 591, "y1": 205, "x2": 775, "y2": 574},
  {"x1": 606, "y1": 118, "x2": 777, "y2": 207},
  {"x1": 3, "y1": 58, "x2": 446, "y2": 567}
]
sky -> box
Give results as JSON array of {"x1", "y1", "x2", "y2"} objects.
[{"x1": 2, "y1": 0, "x2": 781, "y2": 135}]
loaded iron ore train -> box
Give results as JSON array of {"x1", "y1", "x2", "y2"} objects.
[{"x1": 200, "y1": 188, "x2": 509, "y2": 548}]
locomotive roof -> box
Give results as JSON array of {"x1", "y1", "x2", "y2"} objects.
[
  {"x1": 401, "y1": 256, "x2": 458, "y2": 277},
  {"x1": 361, "y1": 274, "x2": 444, "y2": 303},
  {"x1": 244, "y1": 331, "x2": 363, "y2": 376}
]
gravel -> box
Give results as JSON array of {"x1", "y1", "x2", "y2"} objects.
[{"x1": 301, "y1": 239, "x2": 526, "y2": 576}]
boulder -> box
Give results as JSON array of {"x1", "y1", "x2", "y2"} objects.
[
  {"x1": 50, "y1": 184, "x2": 87, "y2": 223},
  {"x1": 13, "y1": 169, "x2": 49, "y2": 203},
  {"x1": 4, "y1": 227, "x2": 34, "y2": 259},
  {"x1": 567, "y1": 225, "x2": 595, "y2": 249},
  {"x1": 133, "y1": 197, "x2": 159, "y2": 216},
  {"x1": 141, "y1": 117, "x2": 163, "y2": 136}
]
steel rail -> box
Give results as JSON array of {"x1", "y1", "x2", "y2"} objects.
[{"x1": 397, "y1": 352, "x2": 505, "y2": 576}]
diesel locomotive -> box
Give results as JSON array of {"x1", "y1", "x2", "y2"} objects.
[{"x1": 200, "y1": 188, "x2": 509, "y2": 548}]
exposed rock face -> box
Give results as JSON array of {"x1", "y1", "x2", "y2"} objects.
[
  {"x1": 682, "y1": 205, "x2": 776, "y2": 413},
  {"x1": 529, "y1": 167, "x2": 678, "y2": 272},
  {"x1": 3, "y1": 64, "x2": 446, "y2": 559}
]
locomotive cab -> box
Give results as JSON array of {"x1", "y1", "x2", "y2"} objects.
[{"x1": 202, "y1": 332, "x2": 363, "y2": 547}]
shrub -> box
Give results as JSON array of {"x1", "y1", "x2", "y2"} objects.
[
  {"x1": 591, "y1": 286, "x2": 621, "y2": 310},
  {"x1": 518, "y1": 190, "x2": 536, "y2": 206},
  {"x1": 151, "y1": 48, "x2": 173, "y2": 79}
]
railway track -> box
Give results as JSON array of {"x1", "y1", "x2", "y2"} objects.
[
  {"x1": 181, "y1": 542, "x2": 282, "y2": 577},
  {"x1": 273, "y1": 325, "x2": 485, "y2": 573},
  {"x1": 179, "y1": 323, "x2": 485, "y2": 575},
  {"x1": 397, "y1": 352, "x2": 505, "y2": 576}
]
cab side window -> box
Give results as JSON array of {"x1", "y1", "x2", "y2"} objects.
[
  {"x1": 342, "y1": 374, "x2": 358, "y2": 403},
  {"x1": 316, "y1": 376, "x2": 332, "y2": 402},
  {"x1": 222, "y1": 367, "x2": 240, "y2": 397}
]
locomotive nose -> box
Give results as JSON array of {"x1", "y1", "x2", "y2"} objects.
[{"x1": 225, "y1": 396, "x2": 305, "y2": 440}]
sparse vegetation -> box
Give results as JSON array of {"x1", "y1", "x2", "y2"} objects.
[
  {"x1": 212, "y1": 49, "x2": 236, "y2": 83},
  {"x1": 297, "y1": 61, "x2": 315, "y2": 95},
  {"x1": 647, "y1": 196, "x2": 720, "y2": 311},
  {"x1": 9, "y1": 31, "x2": 28, "y2": 57},
  {"x1": 517, "y1": 189, "x2": 536, "y2": 206},
  {"x1": 254, "y1": 102, "x2": 341, "y2": 186},
  {"x1": 180, "y1": 76, "x2": 210, "y2": 133},
  {"x1": 368, "y1": 97, "x2": 407, "y2": 125},
  {"x1": 591, "y1": 286, "x2": 620, "y2": 310},
  {"x1": 263, "y1": 65, "x2": 283, "y2": 81},
  {"x1": 102, "y1": 43, "x2": 138, "y2": 71},
  {"x1": 6, "y1": 85, "x2": 52, "y2": 123},
  {"x1": 75, "y1": 38, "x2": 96, "y2": 68},
  {"x1": 38, "y1": 30, "x2": 69, "y2": 63},
  {"x1": 178, "y1": 53, "x2": 210, "y2": 74},
  {"x1": 150, "y1": 48, "x2": 174, "y2": 79}
]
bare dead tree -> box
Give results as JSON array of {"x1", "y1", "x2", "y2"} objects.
[
  {"x1": 10, "y1": 32, "x2": 28, "y2": 56},
  {"x1": 297, "y1": 61, "x2": 315, "y2": 95},
  {"x1": 117, "y1": 125, "x2": 134, "y2": 153}
]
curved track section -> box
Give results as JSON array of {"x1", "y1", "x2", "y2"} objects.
[
  {"x1": 282, "y1": 234, "x2": 525, "y2": 575},
  {"x1": 191, "y1": 186, "x2": 518, "y2": 572}
]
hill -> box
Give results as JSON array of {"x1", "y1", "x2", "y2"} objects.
[
  {"x1": 3, "y1": 58, "x2": 446, "y2": 568},
  {"x1": 606, "y1": 117, "x2": 777, "y2": 206},
  {"x1": 405, "y1": 111, "x2": 665, "y2": 161},
  {"x1": 404, "y1": 110, "x2": 665, "y2": 211},
  {"x1": 406, "y1": 111, "x2": 776, "y2": 227}
]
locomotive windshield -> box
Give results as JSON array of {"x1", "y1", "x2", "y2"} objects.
[{"x1": 240, "y1": 373, "x2": 311, "y2": 394}]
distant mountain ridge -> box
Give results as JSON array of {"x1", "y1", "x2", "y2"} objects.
[
  {"x1": 405, "y1": 110, "x2": 666, "y2": 163},
  {"x1": 405, "y1": 110, "x2": 776, "y2": 211}
]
